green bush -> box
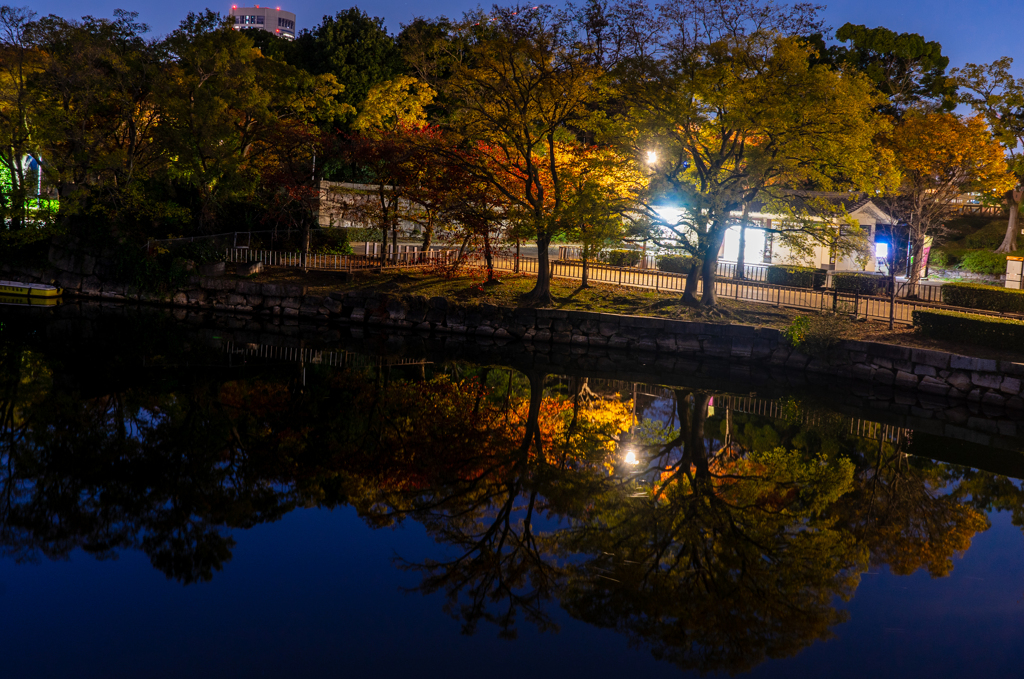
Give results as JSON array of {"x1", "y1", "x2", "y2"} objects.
[
  {"x1": 783, "y1": 313, "x2": 849, "y2": 357},
  {"x1": 914, "y1": 309, "x2": 1024, "y2": 350},
  {"x1": 344, "y1": 227, "x2": 384, "y2": 243},
  {"x1": 657, "y1": 254, "x2": 695, "y2": 274},
  {"x1": 172, "y1": 240, "x2": 225, "y2": 264},
  {"x1": 603, "y1": 249, "x2": 642, "y2": 267},
  {"x1": 941, "y1": 281, "x2": 1024, "y2": 313},
  {"x1": 831, "y1": 271, "x2": 887, "y2": 296},
  {"x1": 957, "y1": 250, "x2": 1008, "y2": 275},
  {"x1": 312, "y1": 228, "x2": 352, "y2": 255},
  {"x1": 766, "y1": 265, "x2": 826, "y2": 289}
]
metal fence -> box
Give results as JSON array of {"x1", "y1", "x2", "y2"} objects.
[
  {"x1": 224, "y1": 247, "x2": 1023, "y2": 327},
  {"x1": 225, "y1": 248, "x2": 458, "y2": 270}
]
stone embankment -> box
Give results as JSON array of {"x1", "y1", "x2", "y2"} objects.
[{"x1": 4, "y1": 238, "x2": 1023, "y2": 409}]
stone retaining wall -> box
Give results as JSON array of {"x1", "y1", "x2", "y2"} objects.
[{"x1": 7, "y1": 251, "x2": 1024, "y2": 408}]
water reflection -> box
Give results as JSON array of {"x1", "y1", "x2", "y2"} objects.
[{"x1": 2, "y1": 310, "x2": 1023, "y2": 674}]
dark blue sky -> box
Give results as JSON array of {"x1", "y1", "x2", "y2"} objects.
[{"x1": 20, "y1": 0, "x2": 1024, "y2": 73}]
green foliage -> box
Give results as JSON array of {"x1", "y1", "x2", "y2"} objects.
[
  {"x1": 603, "y1": 249, "x2": 642, "y2": 267},
  {"x1": 312, "y1": 228, "x2": 352, "y2": 255},
  {"x1": 172, "y1": 240, "x2": 225, "y2": 264},
  {"x1": 344, "y1": 227, "x2": 384, "y2": 243},
  {"x1": 828, "y1": 23, "x2": 956, "y2": 116},
  {"x1": 941, "y1": 281, "x2": 1024, "y2": 313},
  {"x1": 957, "y1": 250, "x2": 1008, "y2": 275},
  {"x1": 784, "y1": 314, "x2": 850, "y2": 357},
  {"x1": 831, "y1": 272, "x2": 887, "y2": 295},
  {"x1": 290, "y1": 7, "x2": 401, "y2": 118},
  {"x1": 766, "y1": 265, "x2": 826, "y2": 289},
  {"x1": 656, "y1": 254, "x2": 695, "y2": 274},
  {"x1": 114, "y1": 242, "x2": 192, "y2": 293},
  {"x1": 783, "y1": 316, "x2": 810, "y2": 346},
  {"x1": 914, "y1": 309, "x2": 1024, "y2": 350}
]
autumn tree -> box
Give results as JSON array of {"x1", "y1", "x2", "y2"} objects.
[
  {"x1": 289, "y1": 7, "x2": 402, "y2": 125},
  {"x1": 27, "y1": 10, "x2": 169, "y2": 235},
  {"x1": 615, "y1": 1, "x2": 893, "y2": 307},
  {"x1": 953, "y1": 57, "x2": 1024, "y2": 253},
  {"x1": 156, "y1": 11, "x2": 343, "y2": 233},
  {"x1": 0, "y1": 5, "x2": 43, "y2": 232},
  {"x1": 349, "y1": 74, "x2": 435, "y2": 261},
  {"x1": 433, "y1": 5, "x2": 612, "y2": 305},
  {"x1": 883, "y1": 112, "x2": 1013, "y2": 285}
]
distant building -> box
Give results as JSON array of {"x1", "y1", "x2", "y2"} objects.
[{"x1": 229, "y1": 5, "x2": 296, "y2": 41}]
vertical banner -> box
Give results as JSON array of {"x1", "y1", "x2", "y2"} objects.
[{"x1": 918, "y1": 235, "x2": 933, "y2": 279}]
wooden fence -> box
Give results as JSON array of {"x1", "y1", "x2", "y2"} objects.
[{"x1": 223, "y1": 247, "x2": 1020, "y2": 327}]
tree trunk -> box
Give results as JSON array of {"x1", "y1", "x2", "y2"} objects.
[
  {"x1": 699, "y1": 248, "x2": 721, "y2": 308},
  {"x1": 420, "y1": 216, "x2": 433, "y2": 257},
  {"x1": 996, "y1": 188, "x2": 1023, "y2": 254},
  {"x1": 734, "y1": 203, "x2": 751, "y2": 280},
  {"x1": 581, "y1": 246, "x2": 589, "y2": 288},
  {"x1": 907, "y1": 234, "x2": 925, "y2": 287},
  {"x1": 483, "y1": 228, "x2": 495, "y2": 282},
  {"x1": 391, "y1": 219, "x2": 398, "y2": 264},
  {"x1": 524, "y1": 235, "x2": 554, "y2": 305},
  {"x1": 682, "y1": 259, "x2": 700, "y2": 306}
]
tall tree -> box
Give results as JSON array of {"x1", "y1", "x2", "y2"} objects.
[
  {"x1": 953, "y1": 57, "x2": 1024, "y2": 253},
  {"x1": 822, "y1": 23, "x2": 957, "y2": 118},
  {"x1": 883, "y1": 112, "x2": 1013, "y2": 285},
  {"x1": 290, "y1": 7, "x2": 400, "y2": 124},
  {"x1": 29, "y1": 10, "x2": 165, "y2": 235},
  {"x1": 436, "y1": 5, "x2": 611, "y2": 305},
  {"x1": 156, "y1": 11, "x2": 342, "y2": 233},
  {"x1": 0, "y1": 5, "x2": 41, "y2": 232},
  {"x1": 619, "y1": 19, "x2": 893, "y2": 307}
]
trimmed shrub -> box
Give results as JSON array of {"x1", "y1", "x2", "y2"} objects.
[
  {"x1": 831, "y1": 271, "x2": 887, "y2": 296},
  {"x1": 603, "y1": 249, "x2": 642, "y2": 267},
  {"x1": 657, "y1": 254, "x2": 696, "y2": 274},
  {"x1": 913, "y1": 309, "x2": 1024, "y2": 351},
  {"x1": 958, "y1": 250, "x2": 1008, "y2": 275},
  {"x1": 766, "y1": 265, "x2": 826, "y2": 289},
  {"x1": 941, "y1": 281, "x2": 1024, "y2": 313},
  {"x1": 312, "y1": 228, "x2": 352, "y2": 255}
]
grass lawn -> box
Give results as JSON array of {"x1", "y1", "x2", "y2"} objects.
[{"x1": 244, "y1": 265, "x2": 1024, "y2": 363}]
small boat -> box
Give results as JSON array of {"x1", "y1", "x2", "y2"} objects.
[{"x1": 0, "y1": 280, "x2": 63, "y2": 298}]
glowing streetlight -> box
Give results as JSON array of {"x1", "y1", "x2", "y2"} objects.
[
  {"x1": 646, "y1": 150, "x2": 658, "y2": 165},
  {"x1": 624, "y1": 449, "x2": 638, "y2": 465}
]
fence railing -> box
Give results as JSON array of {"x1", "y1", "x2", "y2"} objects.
[
  {"x1": 225, "y1": 248, "x2": 459, "y2": 270},
  {"x1": 224, "y1": 247, "x2": 1024, "y2": 327}
]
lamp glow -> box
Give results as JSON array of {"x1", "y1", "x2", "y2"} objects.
[
  {"x1": 624, "y1": 450, "x2": 638, "y2": 465},
  {"x1": 646, "y1": 150, "x2": 657, "y2": 165}
]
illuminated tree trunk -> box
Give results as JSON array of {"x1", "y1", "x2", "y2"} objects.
[
  {"x1": 524, "y1": 235, "x2": 553, "y2": 305},
  {"x1": 682, "y1": 260, "x2": 700, "y2": 306},
  {"x1": 995, "y1": 188, "x2": 1023, "y2": 254}
]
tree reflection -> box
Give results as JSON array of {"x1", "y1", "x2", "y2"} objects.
[
  {"x1": 0, "y1": 325, "x2": 1017, "y2": 673},
  {"x1": 555, "y1": 390, "x2": 866, "y2": 674}
]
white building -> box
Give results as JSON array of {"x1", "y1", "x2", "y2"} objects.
[
  {"x1": 660, "y1": 193, "x2": 892, "y2": 273},
  {"x1": 229, "y1": 5, "x2": 296, "y2": 40}
]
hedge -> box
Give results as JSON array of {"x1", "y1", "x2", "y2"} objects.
[
  {"x1": 603, "y1": 249, "x2": 642, "y2": 267},
  {"x1": 657, "y1": 254, "x2": 696, "y2": 274},
  {"x1": 831, "y1": 271, "x2": 887, "y2": 296},
  {"x1": 913, "y1": 309, "x2": 1024, "y2": 351},
  {"x1": 765, "y1": 265, "x2": 826, "y2": 289},
  {"x1": 941, "y1": 281, "x2": 1024, "y2": 314}
]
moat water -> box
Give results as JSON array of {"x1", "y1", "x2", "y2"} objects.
[{"x1": 2, "y1": 303, "x2": 1023, "y2": 678}]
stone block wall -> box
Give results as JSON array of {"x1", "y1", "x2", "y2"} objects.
[{"x1": 8, "y1": 246, "x2": 1024, "y2": 408}]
